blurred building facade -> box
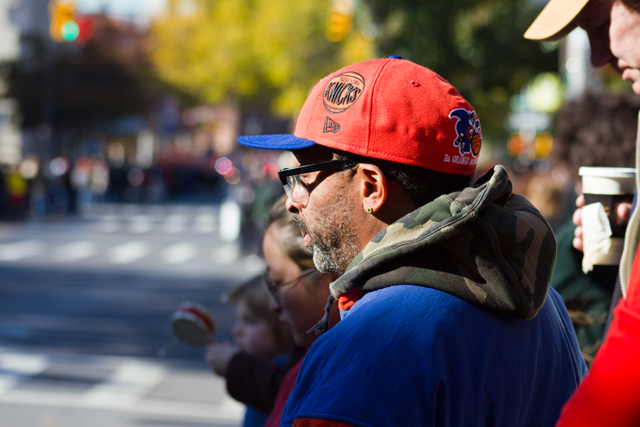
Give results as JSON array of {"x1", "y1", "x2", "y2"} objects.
[
  {"x1": 0, "y1": 0, "x2": 292, "y2": 222},
  {"x1": 0, "y1": 0, "x2": 21, "y2": 166}
]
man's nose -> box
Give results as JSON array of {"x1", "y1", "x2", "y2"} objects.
[{"x1": 285, "y1": 196, "x2": 301, "y2": 214}]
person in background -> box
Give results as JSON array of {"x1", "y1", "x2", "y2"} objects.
[
  {"x1": 206, "y1": 196, "x2": 339, "y2": 427},
  {"x1": 0, "y1": 166, "x2": 9, "y2": 220},
  {"x1": 525, "y1": 1, "x2": 640, "y2": 425},
  {"x1": 206, "y1": 275, "x2": 291, "y2": 427},
  {"x1": 550, "y1": 91, "x2": 640, "y2": 365},
  {"x1": 4, "y1": 166, "x2": 28, "y2": 220},
  {"x1": 260, "y1": 197, "x2": 340, "y2": 427}
]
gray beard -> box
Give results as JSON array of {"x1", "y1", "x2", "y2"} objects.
[
  {"x1": 309, "y1": 240, "x2": 345, "y2": 276},
  {"x1": 293, "y1": 215, "x2": 360, "y2": 276}
]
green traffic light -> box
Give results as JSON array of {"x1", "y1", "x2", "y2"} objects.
[{"x1": 61, "y1": 20, "x2": 80, "y2": 41}]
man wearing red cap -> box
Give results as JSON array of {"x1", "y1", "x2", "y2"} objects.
[
  {"x1": 240, "y1": 57, "x2": 586, "y2": 426},
  {"x1": 525, "y1": 1, "x2": 640, "y2": 425}
]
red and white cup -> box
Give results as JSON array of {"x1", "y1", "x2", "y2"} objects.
[{"x1": 171, "y1": 302, "x2": 216, "y2": 346}]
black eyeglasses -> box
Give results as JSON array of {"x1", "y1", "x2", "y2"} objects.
[
  {"x1": 263, "y1": 268, "x2": 317, "y2": 301},
  {"x1": 278, "y1": 159, "x2": 357, "y2": 206}
]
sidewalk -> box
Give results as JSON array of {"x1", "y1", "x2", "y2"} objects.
[{"x1": 0, "y1": 346, "x2": 244, "y2": 427}]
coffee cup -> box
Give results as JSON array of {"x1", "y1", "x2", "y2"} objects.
[{"x1": 579, "y1": 167, "x2": 636, "y2": 266}]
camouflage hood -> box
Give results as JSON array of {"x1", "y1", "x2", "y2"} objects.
[{"x1": 312, "y1": 165, "x2": 557, "y2": 334}]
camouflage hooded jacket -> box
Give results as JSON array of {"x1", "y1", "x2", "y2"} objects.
[{"x1": 313, "y1": 165, "x2": 557, "y2": 334}]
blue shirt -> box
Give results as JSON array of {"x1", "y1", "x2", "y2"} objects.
[{"x1": 281, "y1": 285, "x2": 587, "y2": 427}]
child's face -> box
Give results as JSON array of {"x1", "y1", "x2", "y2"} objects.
[{"x1": 232, "y1": 300, "x2": 280, "y2": 358}]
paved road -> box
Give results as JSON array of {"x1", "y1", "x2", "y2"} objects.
[
  {"x1": 0, "y1": 347, "x2": 244, "y2": 427},
  {"x1": 0, "y1": 266, "x2": 245, "y2": 359},
  {"x1": 0, "y1": 202, "x2": 263, "y2": 276},
  {"x1": 0, "y1": 202, "x2": 265, "y2": 426}
]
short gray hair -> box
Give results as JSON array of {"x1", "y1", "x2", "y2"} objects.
[{"x1": 332, "y1": 150, "x2": 473, "y2": 208}]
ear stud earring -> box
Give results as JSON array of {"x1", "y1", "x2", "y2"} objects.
[{"x1": 366, "y1": 207, "x2": 374, "y2": 214}]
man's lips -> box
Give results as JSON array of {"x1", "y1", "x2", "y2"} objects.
[
  {"x1": 293, "y1": 215, "x2": 312, "y2": 247},
  {"x1": 620, "y1": 68, "x2": 640, "y2": 94}
]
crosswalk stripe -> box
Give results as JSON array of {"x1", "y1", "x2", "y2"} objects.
[
  {"x1": 97, "y1": 217, "x2": 120, "y2": 233},
  {"x1": 128, "y1": 215, "x2": 154, "y2": 234},
  {"x1": 0, "y1": 349, "x2": 244, "y2": 421},
  {"x1": 0, "y1": 204, "x2": 248, "y2": 269},
  {"x1": 0, "y1": 240, "x2": 44, "y2": 261},
  {"x1": 0, "y1": 390, "x2": 245, "y2": 421},
  {"x1": 108, "y1": 241, "x2": 150, "y2": 264},
  {"x1": 0, "y1": 353, "x2": 47, "y2": 395},
  {"x1": 83, "y1": 360, "x2": 166, "y2": 407},
  {"x1": 86, "y1": 205, "x2": 223, "y2": 235},
  {"x1": 52, "y1": 241, "x2": 98, "y2": 262},
  {"x1": 194, "y1": 214, "x2": 217, "y2": 233},
  {"x1": 212, "y1": 244, "x2": 240, "y2": 264},
  {"x1": 162, "y1": 242, "x2": 197, "y2": 264},
  {"x1": 163, "y1": 214, "x2": 187, "y2": 234}
]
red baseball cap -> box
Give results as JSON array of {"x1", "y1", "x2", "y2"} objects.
[{"x1": 239, "y1": 57, "x2": 481, "y2": 176}]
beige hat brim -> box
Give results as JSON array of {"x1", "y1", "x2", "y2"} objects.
[{"x1": 524, "y1": 0, "x2": 590, "y2": 41}]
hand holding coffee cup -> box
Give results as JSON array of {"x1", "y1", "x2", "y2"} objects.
[
  {"x1": 579, "y1": 167, "x2": 636, "y2": 272},
  {"x1": 572, "y1": 194, "x2": 633, "y2": 252}
]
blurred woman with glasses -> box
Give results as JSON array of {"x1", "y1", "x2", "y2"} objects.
[
  {"x1": 206, "y1": 195, "x2": 339, "y2": 427},
  {"x1": 261, "y1": 196, "x2": 339, "y2": 427},
  {"x1": 262, "y1": 197, "x2": 339, "y2": 349}
]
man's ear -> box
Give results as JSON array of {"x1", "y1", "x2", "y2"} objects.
[{"x1": 356, "y1": 164, "x2": 388, "y2": 214}]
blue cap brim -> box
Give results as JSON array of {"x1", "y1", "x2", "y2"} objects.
[{"x1": 238, "y1": 134, "x2": 317, "y2": 150}]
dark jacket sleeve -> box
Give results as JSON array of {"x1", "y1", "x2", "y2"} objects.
[{"x1": 225, "y1": 346, "x2": 305, "y2": 413}]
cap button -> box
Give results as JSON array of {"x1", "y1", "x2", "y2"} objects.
[{"x1": 389, "y1": 55, "x2": 402, "y2": 59}]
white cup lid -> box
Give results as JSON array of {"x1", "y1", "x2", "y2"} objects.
[{"x1": 579, "y1": 167, "x2": 636, "y2": 178}]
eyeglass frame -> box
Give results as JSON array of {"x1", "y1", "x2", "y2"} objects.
[
  {"x1": 263, "y1": 267, "x2": 317, "y2": 301},
  {"x1": 278, "y1": 159, "x2": 358, "y2": 205}
]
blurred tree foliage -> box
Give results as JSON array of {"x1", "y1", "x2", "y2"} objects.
[
  {"x1": 365, "y1": 0, "x2": 557, "y2": 138},
  {"x1": 150, "y1": 0, "x2": 373, "y2": 116},
  {"x1": 9, "y1": 15, "x2": 160, "y2": 129},
  {"x1": 150, "y1": 0, "x2": 556, "y2": 137}
]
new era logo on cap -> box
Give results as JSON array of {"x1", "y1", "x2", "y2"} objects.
[
  {"x1": 238, "y1": 57, "x2": 482, "y2": 176},
  {"x1": 323, "y1": 117, "x2": 341, "y2": 133}
]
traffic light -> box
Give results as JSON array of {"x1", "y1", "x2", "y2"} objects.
[
  {"x1": 75, "y1": 15, "x2": 98, "y2": 45},
  {"x1": 49, "y1": 1, "x2": 79, "y2": 42},
  {"x1": 326, "y1": 10, "x2": 352, "y2": 42},
  {"x1": 326, "y1": 0, "x2": 354, "y2": 42}
]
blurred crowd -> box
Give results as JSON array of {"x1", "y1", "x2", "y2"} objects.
[
  {"x1": 0, "y1": 155, "x2": 214, "y2": 220},
  {"x1": 0, "y1": 147, "x2": 286, "y2": 228}
]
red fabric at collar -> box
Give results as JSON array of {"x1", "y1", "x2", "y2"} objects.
[
  {"x1": 293, "y1": 418, "x2": 357, "y2": 427},
  {"x1": 338, "y1": 288, "x2": 367, "y2": 311}
]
